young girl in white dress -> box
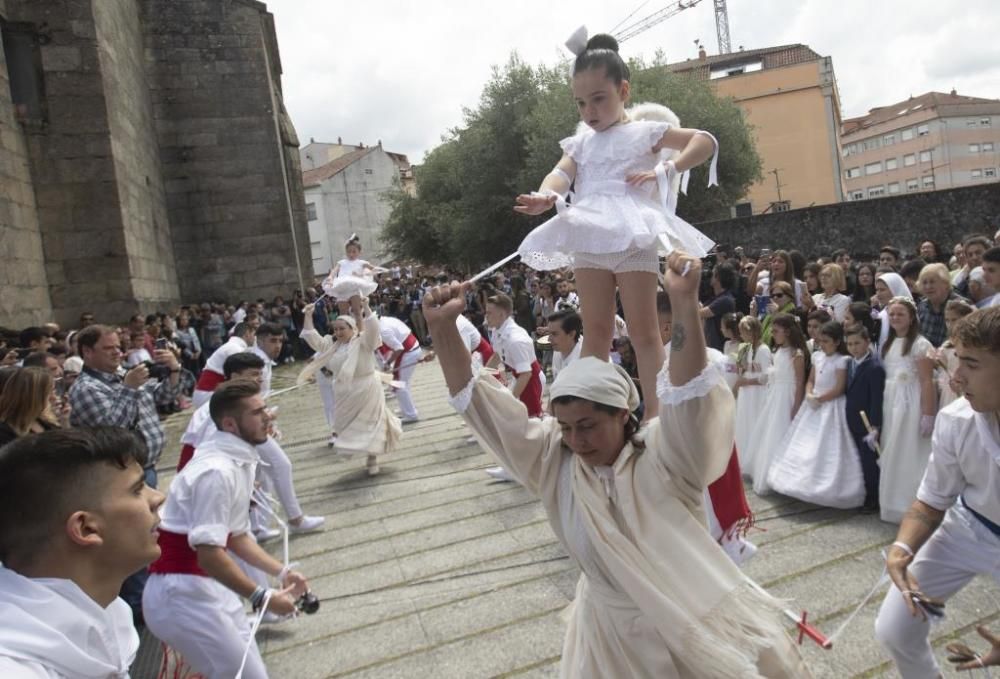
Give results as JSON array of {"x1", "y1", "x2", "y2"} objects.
[
  {"x1": 322, "y1": 234, "x2": 379, "y2": 319},
  {"x1": 514, "y1": 29, "x2": 719, "y2": 418},
  {"x1": 878, "y1": 297, "x2": 937, "y2": 523},
  {"x1": 732, "y1": 315, "x2": 771, "y2": 474},
  {"x1": 720, "y1": 312, "x2": 742, "y2": 389},
  {"x1": 767, "y1": 321, "x2": 865, "y2": 508},
  {"x1": 748, "y1": 313, "x2": 807, "y2": 495}
]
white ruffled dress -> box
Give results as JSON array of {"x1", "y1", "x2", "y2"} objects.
[
  {"x1": 323, "y1": 258, "x2": 378, "y2": 300},
  {"x1": 517, "y1": 120, "x2": 715, "y2": 271}
]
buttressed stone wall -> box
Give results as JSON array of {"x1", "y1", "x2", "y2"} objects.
[{"x1": 0, "y1": 0, "x2": 310, "y2": 329}]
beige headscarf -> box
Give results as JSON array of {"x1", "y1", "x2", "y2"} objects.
[
  {"x1": 549, "y1": 356, "x2": 639, "y2": 412},
  {"x1": 295, "y1": 315, "x2": 358, "y2": 385}
]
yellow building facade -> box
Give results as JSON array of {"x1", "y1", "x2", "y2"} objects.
[{"x1": 667, "y1": 45, "x2": 844, "y2": 215}]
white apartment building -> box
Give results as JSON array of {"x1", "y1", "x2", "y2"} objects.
[{"x1": 840, "y1": 90, "x2": 1000, "y2": 201}]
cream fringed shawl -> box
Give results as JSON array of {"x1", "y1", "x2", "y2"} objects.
[{"x1": 451, "y1": 359, "x2": 801, "y2": 678}]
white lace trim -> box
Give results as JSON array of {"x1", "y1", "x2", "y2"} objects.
[
  {"x1": 656, "y1": 358, "x2": 725, "y2": 405},
  {"x1": 559, "y1": 120, "x2": 670, "y2": 164},
  {"x1": 447, "y1": 367, "x2": 479, "y2": 414}
]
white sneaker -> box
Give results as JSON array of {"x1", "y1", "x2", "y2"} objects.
[
  {"x1": 254, "y1": 526, "x2": 281, "y2": 542},
  {"x1": 465, "y1": 435, "x2": 478, "y2": 444},
  {"x1": 327, "y1": 433, "x2": 338, "y2": 447},
  {"x1": 366, "y1": 455, "x2": 380, "y2": 476},
  {"x1": 399, "y1": 415, "x2": 419, "y2": 424},
  {"x1": 485, "y1": 466, "x2": 515, "y2": 482},
  {"x1": 289, "y1": 515, "x2": 325, "y2": 534}
]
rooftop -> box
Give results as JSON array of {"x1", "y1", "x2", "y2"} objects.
[
  {"x1": 664, "y1": 43, "x2": 823, "y2": 79},
  {"x1": 302, "y1": 147, "x2": 373, "y2": 187},
  {"x1": 842, "y1": 90, "x2": 1000, "y2": 134}
]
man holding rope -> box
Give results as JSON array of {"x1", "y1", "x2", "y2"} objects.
[{"x1": 875, "y1": 307, "x2": 1000, "y2": 676}]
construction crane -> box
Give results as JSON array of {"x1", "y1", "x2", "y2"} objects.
[
  {"x1": 614, "y1": 0, "x2": 704, "y2": 43},
  {"x1": 613, "y1": 0, "x2": 734, "y2": 55},
  {"x1": 714, "y1": 0, "x2": 732, "y2": 54}
]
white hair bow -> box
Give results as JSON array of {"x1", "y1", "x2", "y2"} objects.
[
  {"x1": 344, "y1": 232, "x2": 358, "y2": 246},
  {"x1": 565, "y1": 25, "x2": 588, "y2": 56}
]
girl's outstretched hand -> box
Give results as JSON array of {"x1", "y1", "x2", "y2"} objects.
[
  {"x1": 514, "y1": 193, "x2": 557, "y2": 215},
  {"x1": 422, "y1": 281, "x2": 471, "y2": 326},
  {"x1": 663, "y1": 251, "x2": 702, "y2": 297}
]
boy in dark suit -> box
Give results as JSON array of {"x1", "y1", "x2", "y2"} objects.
[{"x1": 845, "y1": 327, "x2": 886, "y2": 512}]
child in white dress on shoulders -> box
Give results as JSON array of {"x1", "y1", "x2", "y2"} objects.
[
  {"x1": 322, "y1": 234, "x2": 379, "y2": 321},
  {"x1": 514, "y1": 30, "x2": 719, "y2": 419}
]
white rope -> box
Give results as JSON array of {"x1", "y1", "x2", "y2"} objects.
[
  {"x1": 826, "y1": 559, "x2": 890, "y2": 646},
  {"x1": 469, "y1": 252, "x2": 519, "y2": 283},
  {"x1": 234, "y1": 488, "x2": 296, "y2": 679}
]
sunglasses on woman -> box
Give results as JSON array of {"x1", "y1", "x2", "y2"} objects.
[{"x1": 772, "y1": 293, "x2": 787, "y2": 300}]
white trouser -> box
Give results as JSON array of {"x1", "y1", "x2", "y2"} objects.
[
  {"x1": 256, "y1": 436, "x2": 302, "y2": 521},
  {"x1": 394, "y1": 348, "x2": 422, "y2": 420},
  {"x1": 143, "y1": 573, "x2": 268, "y2": 679},
  {"x1": 874, "y1": 502, "x2": 1000, "y2": 678},
  {"x1": 315, "y1": 369, "x2": 336, "y2": 430}
]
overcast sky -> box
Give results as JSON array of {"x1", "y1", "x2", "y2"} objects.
[{"x1": 265, "y1": 0, "x2": 1000, "y2": 163}]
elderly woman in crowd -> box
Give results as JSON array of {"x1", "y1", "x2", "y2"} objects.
[{"x1": 421, "y1": 252, "x2": 810, "y2": 678}]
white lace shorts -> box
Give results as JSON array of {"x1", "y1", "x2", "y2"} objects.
[{"x1": 573, "y1": 246, "x2": 660, "y2": 274}]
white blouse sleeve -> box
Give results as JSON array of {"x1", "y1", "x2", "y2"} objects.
[
  {"x1": 654, "y1": 360, "x2": 735, "y2": 499},
  {"x1": 450, "y1": 370, "x2": 561, "y2": 497},
  {"x1": 299, "y1": 328, "x2": 332, "y2": 354}
]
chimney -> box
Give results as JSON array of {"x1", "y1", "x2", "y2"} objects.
[
  {"x1": 309, "y1": 136, "x2": 315, "y2": 143},
  {"x1": 950, "y1": 88, "x2": 957, "y2": 96},
  {"x1": 377, "y1": 139, "x2": 382, "y2": 149},
  {"x1": 698, "y1": 46, "x2": 707, "y2": 60},
  {"x1": 337, "y1": 136, "x2": 342, "y2": 145}
]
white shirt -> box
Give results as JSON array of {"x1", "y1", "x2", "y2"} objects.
[
  {"x1": 0, "y1": 568, "x2": 138, "y2": 678},
  {"x1": 180, "y1": 402, "x2": 216, "y2": 448},
  {"x1": 203, "y1": 336, "x2": 248, "y2": 377},
  {"x1": 158, "y1": 431, "x2": 258, "y2": 548},
  {"x1": 812, "y1": 292, "x2": 851, "y2": 322},
  {"x1": 490, "y1": 316, "x2": 535, "y2": 373},
  {"x1": 551, "y1": 340, "x2": 582, "y2": 378},
  {"x1": 918, "y1": 398, "x2": 1000, "y2": 524},
  {"x1": 251, "y1": 344, "x2": 275, "y2": 396},
  {"x1": 456, "y1": 314, "x2": 483, "y2": 353},
  {"x1": 378, "y1": 316, "x2": 415, "y2": 352},
  {"x1": 554, "y1": 292, "x2": 580, "y2": 312}
]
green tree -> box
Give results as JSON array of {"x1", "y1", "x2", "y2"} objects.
[{"x1": 383, "y1": 53, "x2": 762, "y2": 268}]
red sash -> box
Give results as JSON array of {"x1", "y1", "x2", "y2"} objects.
[
  {"x1": 506, "y1": 361, "x2": 543, "y2": 417},
  {"x1": 194, "y1": 369, "x2": 225, "y2": 393},
  {"x1": 707, "y1": 446, "x2": 753, "y2": 537},
  {"x1": 393, "y1": 334, "x2": 420, "y2": 379},
  {"x1": 148, "y1": 530, "x2": 209, "y2": 576},
  {"x1": 177, "y1": 444, "x2": 196, "y2": 472},
  {"x1": 474, "y1": 337, "x2": 494, "y2": 363}
]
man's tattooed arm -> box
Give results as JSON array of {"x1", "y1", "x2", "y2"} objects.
[{"x1": 671, "y1": 322, "x2": 686, "y2": 352}]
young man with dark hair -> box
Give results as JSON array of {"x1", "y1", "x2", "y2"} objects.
[
  {"x1": 22, "y1": 350, "x2": 63, "y2": 380},
  {"x1": 982, "y1": 246, "x2": 1000, "y2": 308},
  {"x1": 899, "y1": 258, "x2": 927, "y2": 300},
  {"x1": 0, "y1": 427, "x2": 164, "y2": 677},
  {"x1": 144, "y1": 381, "x2": 312, "y2": 679},
  {"x1": 699, "y1": 263, "x2": 737, "y2": 351},
  {"x1": 18, "y1": 326, "x2": 51, "y2": 358},
  {"x1": 547, "y1": 309, "x2": 583, "y2": 378},
  {"x1": 879, "y1": 246, "x2": 902, "y2": 270},
  {"x1": 875, "y1": 307, "x2": 1000, "y2": 675},
  {"x1": 954, "y1": 234, "x2": 992, "y2": 298}
]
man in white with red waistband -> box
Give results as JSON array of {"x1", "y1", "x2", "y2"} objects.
[
  {"x1": 483, "y1": 293, "x2": 544, "y2": 483},
  {"x1": 143, "y1": 381, "x2": 311, "y2": 679},
  {"x1": 456, "y1": 312, "x2": 495, "y2": 365},
  {"x1": 875, "y1": 307, "x2": 1000, "y2": 676},
  {"x1": 192, "y1": 322, "x2": 257, "y2": 408},
  {"x1": 377, "y1": 314, "x2": 423, "y2": 423}
]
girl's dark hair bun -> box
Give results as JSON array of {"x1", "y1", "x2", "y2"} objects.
[{"x1": 585, "y1": 33, "x2": 619, "y2": 53}]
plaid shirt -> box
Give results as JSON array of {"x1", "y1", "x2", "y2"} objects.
[
  {"x1": 917, "y1": 291, "x2": 966, "y2": 348},
  {"x1": 69, "y1": 367, "x2": 180, "y2": 466}
]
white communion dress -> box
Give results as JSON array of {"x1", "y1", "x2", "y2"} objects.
[
  {"x1": 517, "y1": 109, "x2": 716, "y2": 272},
  {"x1": 766, "y1": 352, "x2": 865, "y2": 509},
  {"x1": 734, "y1": 343, "x2": 772, "y2": 473},
  {"x1": 747, "y1": 347, "x2": 802, "y2": 495},
  {"x1": 879, "y1": 336, "x2": 934, "y2": 523}
]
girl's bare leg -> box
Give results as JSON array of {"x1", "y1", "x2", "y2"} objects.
[
  {"x1": 573, "y1": 268, "x2": 617, "y2": 361},
  {"x1": 616, "y1": 270, "x2": 665, "y2": 420}
]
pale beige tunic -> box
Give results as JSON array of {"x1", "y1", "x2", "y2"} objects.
[
  {"x1": 451, "y1": 362, "x2": 810, "y2": 679},
  {"x1": 301, "y1": 315, "x2": 401, "y2": 457}
]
